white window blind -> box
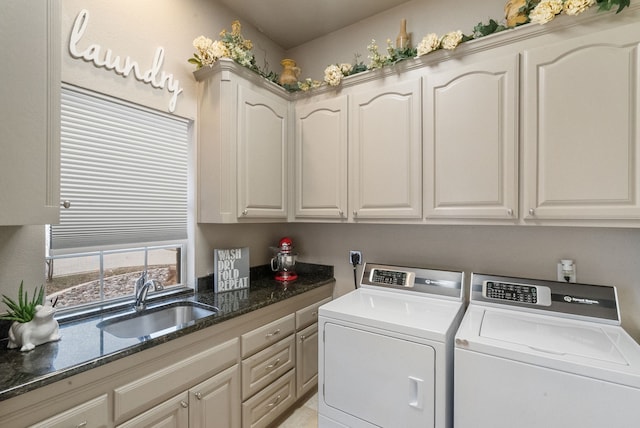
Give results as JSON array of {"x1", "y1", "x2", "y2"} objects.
[{"x1": 50, "y1": 84, "x2": 189, "y2": 251}]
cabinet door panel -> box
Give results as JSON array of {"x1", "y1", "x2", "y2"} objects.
[
  {"x1": 0, "y1": 0, "x2": 60, "y2": 225},
  {"x1": 350, "y1": 79, "x2": 422, "y2": 219},
  {"x1": 116, "y1": 392, "x2": 189, "y2": 428},
  {"x1": 191, "y1": 364, "x2": 241, "y2": 428},
  {"x1": 295, "y1": 96, "x2": 348, "y2": 219},
  {"x1": 523, "y1": 25, "x2": 640, "y2": 220},
  {"x1": 237, "y1": 85, "x2": 288, "y2": 219},
  {"x1": 424, "y1": 54, "x2": 519, "y2": 220},
  {"x1": 296, "y1": 323, "x2": 319, "y2": 397}
]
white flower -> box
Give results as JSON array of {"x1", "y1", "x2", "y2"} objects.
[
  {"x1": 210, "y1": 40, "x2": 229, "y2": 59},
  {"x1": 193, "y1": 36, "x2": 213, "y2": 52},
  {"x1": 298, "y1": 78, "x2": 322, "y2": 92},
  {"x1": 324, "y1": 64, "x2": 343, "y2": 86},
  {"x1": 563, "y1": 0, "x2": 595, "y2": 15},
  {"x1": 529, "y1": 0, "x2": 564, "y2": 25},
  {"x1": 339, "y1": 63, "x2": 353, "y2": 75},
  {"x1": 416, "y1": 33, "x2": 440, "y2": 57},
  {"x1": 440, "y1": 31, "x2": 463, "y2": 50}
]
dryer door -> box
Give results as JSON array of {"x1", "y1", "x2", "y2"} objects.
[{"x1": 322, "y1": 322, "x2": 436, "y2": 427}]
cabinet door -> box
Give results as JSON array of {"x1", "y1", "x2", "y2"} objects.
[
  {"x1": 523, "y1": 25, "x2": 640, "y2": 221},
  {"x1": 296, "y1": 322, "x2": 319, "y2": 397},
  {"x1": 190, "y1": 364, "x2": 241, "y2": 428},
  {"x1": 237, "y1": 85, "x2": 289, "y2": 219},
  {"x1": 294, "y1": 96, "x2": 348, "y2": 219},
  {"x1": 116, "y1": 392, "x2": 189, "y2": 428},
  {"x1": 0, "y1": 0, "x2": 60, "y2": 225},
  {"x1": 350, "y1": 78, "x2": 422, "y2": 220},
  {"x1": 31, "y1": 394, "x2": 108, "y2": 428},
  {"x1": 423, "y1": 54, "x2": 519, "y2": 220}
]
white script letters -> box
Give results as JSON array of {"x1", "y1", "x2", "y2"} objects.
[{"x1": 69, "y1": 9, "x2": 183, "y2": 112}]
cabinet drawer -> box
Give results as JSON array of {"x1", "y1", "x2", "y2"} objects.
[
  {"x1": 242, "y1": 335, "x2": 295, "y2": 400},
  {"x1": 114, "y1": 338, "x2": 238, "y2": 422},
  {"x1": 241, "y1": 369, "x2": 296, "y2": 428},
  {"x1": 241, "y1": 314, "x2": 295, "y2": 357},
  {"x1": 296, "y1": 297, "x2": 331, "y2": 329},
  {"x1": 31, "y1": 394, "x2": 109, "y2": 428}
]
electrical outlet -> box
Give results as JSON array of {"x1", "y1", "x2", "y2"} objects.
[
  {"x1": 557, "y1": 259, "x2": 576, "y2": 283},
  {"x1": 349, "y1": 250, "x2": 362, "y2": 265}
]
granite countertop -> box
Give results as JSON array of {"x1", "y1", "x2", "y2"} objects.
[{"x1": 0, "y1": 263, "x2": 334, "y2": 402}]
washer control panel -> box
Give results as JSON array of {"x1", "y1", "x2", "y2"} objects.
[{"x1": 483, "y1": 281, "x2": 551, "y2": 306}]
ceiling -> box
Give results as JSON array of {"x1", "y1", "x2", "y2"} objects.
[{"x1": 216, "y1": 0, "x2": 412, "y2": 50}]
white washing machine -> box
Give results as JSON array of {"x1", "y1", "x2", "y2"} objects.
[
  {"x1": 454, "y1": 273, "x2": 640, "y2": 428},
  {"x1": 318, "y1": 263, "x2": 465, "y2": 428}
]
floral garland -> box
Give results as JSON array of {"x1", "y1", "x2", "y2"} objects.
[{"x1": 189, "y1": 0, "x2": 630, "y2": 91}]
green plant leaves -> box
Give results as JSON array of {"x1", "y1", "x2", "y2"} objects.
[{"x1": 0, "y1": 281, "x2": 45, "y2": 323}]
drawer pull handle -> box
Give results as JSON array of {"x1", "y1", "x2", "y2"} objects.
[
  {"x1": 266, "y1": 329, "x2": 281, "y2": 338},
  {"x1": 180, "y1": 400, "x2": 189, "y2": 408},
  {"x1": 266, "y1": 394, "x2": 282, "y2": 409},
  {"x1": 76, "y1": 422, "x2": 87, "y2": 428},
  {"x1": 194, "y1": 391, "x2": 203, "y2": 400},
  {"x1": 265, "y1": 358, "x2": 281, "y2": 370}
]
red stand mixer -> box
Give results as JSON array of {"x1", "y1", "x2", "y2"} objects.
[{"x1": 270, "y1": 237, "x2": 298, "y2": 282}]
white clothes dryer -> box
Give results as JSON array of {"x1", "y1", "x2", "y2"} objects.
[
  {"x1": 318, "y1": 263, "x2": 465, "y2": 428},
  {"x1": 454, "y1": 273, "x2": 640, "y2": 428}
]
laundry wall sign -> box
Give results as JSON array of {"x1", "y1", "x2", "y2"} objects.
[{"x1": 69, "y1": 9, "x2": 183, "y2": 112}]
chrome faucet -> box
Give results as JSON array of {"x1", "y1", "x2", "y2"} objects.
[{"x1": 134, "y1": 271, "x2": 163, "y2": 311}]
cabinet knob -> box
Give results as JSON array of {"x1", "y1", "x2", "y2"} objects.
[
  {"x1": 338, "y1": 210, "x2": 344, "y2": 217},
  {"x1": 242, "y1": 209, "x2": 248, "y2": 216},
  {"x1": 61, "y1": 200, "x2": 71, "y2": 209},
  {"x1": 529, "y1": 208, "x2": 535, "y2": 216},
  {"x1": 265, "y1": 328, "x2": 280, "y2": 338},
  {"x1": 180, "y1": 400, "x2": 189, "y2": 408},
  {"x1": 507, "y1": 208, "x2": 513, "y2": 217},
  {"x1": 194, "y1": 391, "x2": 203, "y2": 400},
  {"x1": 353, "y1": 210, "x2": 358, "y2": 217},
  {"x1": 300, "y1": 335, "x2": 306, "y2": 343}
]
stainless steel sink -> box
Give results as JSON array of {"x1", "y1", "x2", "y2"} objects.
[{"x1": 97, "y1": 301, "x2": 218, "y2": 339}]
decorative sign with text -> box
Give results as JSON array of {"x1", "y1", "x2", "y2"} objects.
[
  {"x1": 69, "y1": 9, "x2": 183, "y2": 112},
  {"x1": 214, "y1": 247, "x2": 250, "y2": 293}
]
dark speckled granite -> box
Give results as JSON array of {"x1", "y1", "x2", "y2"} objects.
[{"x1": 0, "y1": 262, "x2": 333, "y2": 402}]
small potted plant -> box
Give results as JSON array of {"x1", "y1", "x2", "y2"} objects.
[{"x1": 1, "y1": 281, "x2": 60, "y2": 351}]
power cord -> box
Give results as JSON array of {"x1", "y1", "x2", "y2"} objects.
[{"x1": 351, "y1": 252, "x2": 361, "y2": 289}]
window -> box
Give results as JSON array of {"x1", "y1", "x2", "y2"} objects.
[{"x1": 47, "y1": 84, "x2": 190, "y2": 310}]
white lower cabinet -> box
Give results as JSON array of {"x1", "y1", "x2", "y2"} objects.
[
  {"x1": 30, "y1": 394, "x2": 109, "y2": 428},
  {"x1": 117, "y1": 365, "x2": 241, "y2": 428},
  {"x1": 296, "y1": 323, "x2": 319, "y2": 398},
  {"x1": 115, "y1": 338, "x2": 240, "y2": 428}
]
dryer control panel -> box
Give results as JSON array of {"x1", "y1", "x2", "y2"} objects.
[{"x1": 361, "y1": 263, "x2": 464, "y2": 300}]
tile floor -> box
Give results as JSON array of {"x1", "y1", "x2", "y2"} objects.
[{"x1": 274, "y1": 392, "x2": 318, "y2": 428}]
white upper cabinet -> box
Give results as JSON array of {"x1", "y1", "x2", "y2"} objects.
[
  {"x1": 237, "y1": 85, "x2": 289, "y2": 219},
  {"x1": 423, "y1": 54, "x2": 519, "y2": 221},
  {"x1": 294, "y1": 95, "x2": 348, "y2": 220},
  {"x1": 349, "y1": 78, "x2": 422, "y2": 220},
  {"x1": 522, "y1": 22, "x2": 640, "y2": 222},
  {"x1": 196, "y1": 61, "x2": 289, "y2": 223},
  {"x1": 0, "y1": 0, "x2": 60, "y2": 225}
]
